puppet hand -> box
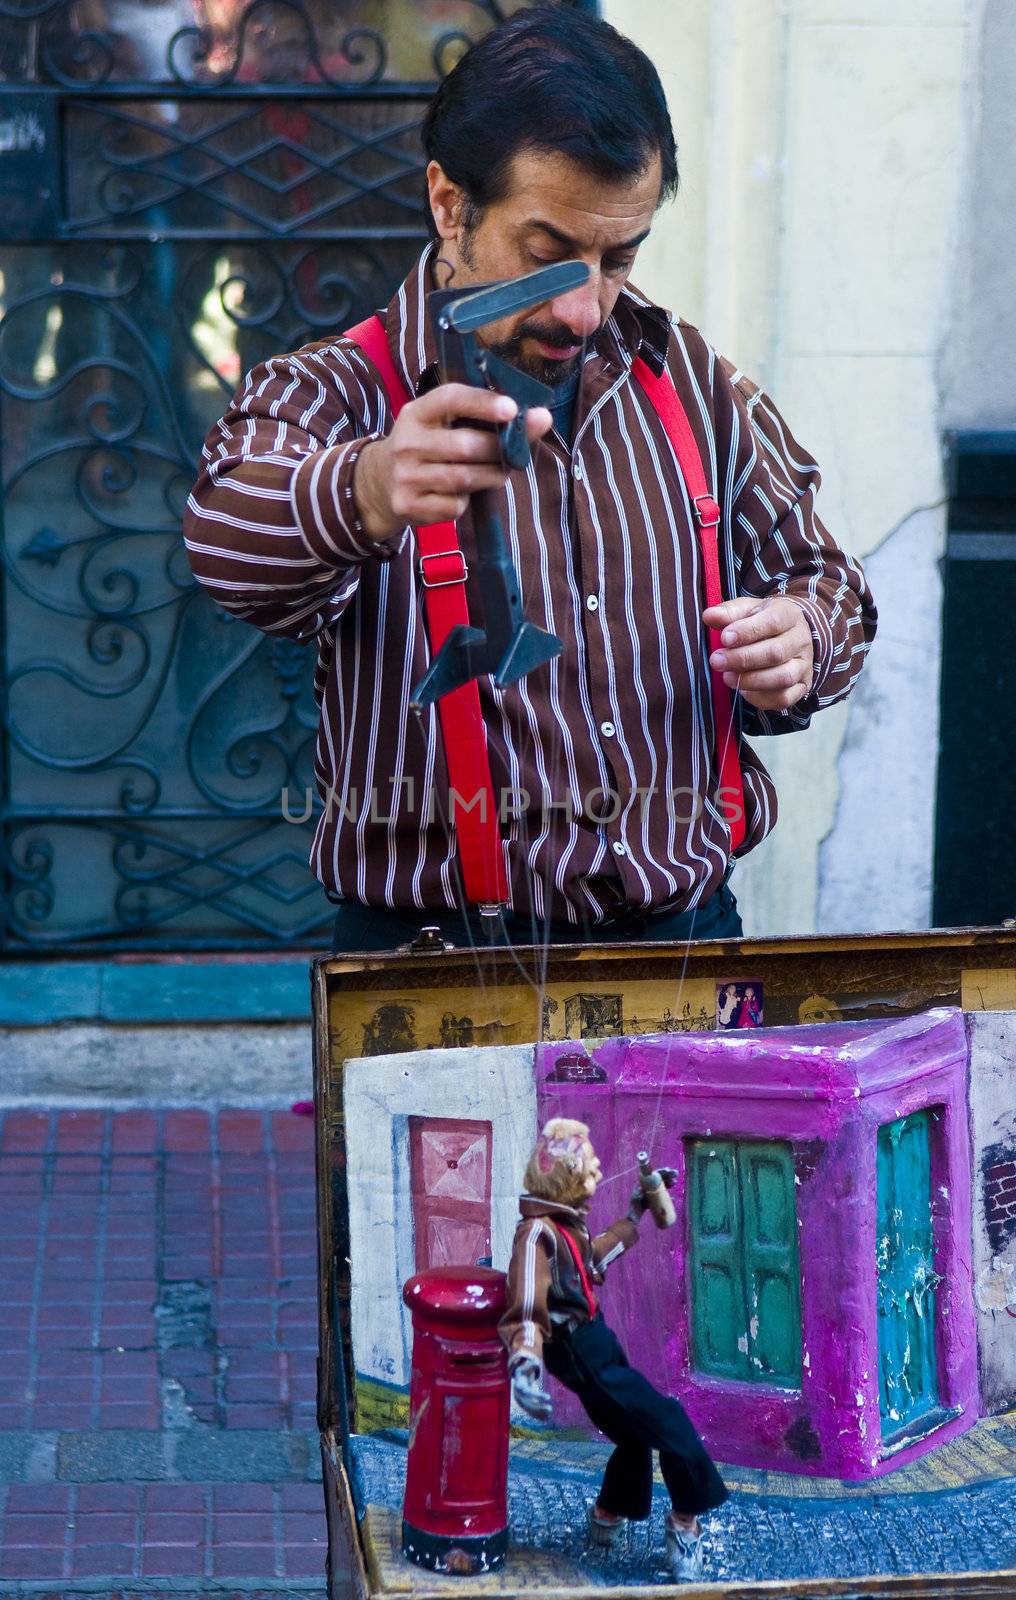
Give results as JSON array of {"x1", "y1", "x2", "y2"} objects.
[
  {"x1": 628, "y1": 1167, "x2": 678, "y2": 1221},
  {"x1": 627, "y1": 1185, "x2": 650, "y2": 1223},
  {"x1": 512, "y1": 1359, "x2": 552, "y2": 1421},
  {"x1": 701, "y1": 596, "x2": 814, "y2": 712}
]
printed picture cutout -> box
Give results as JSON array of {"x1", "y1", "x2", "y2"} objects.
[{"x1": 716, "y1": 978, "x2": 764, "y2": 1030}]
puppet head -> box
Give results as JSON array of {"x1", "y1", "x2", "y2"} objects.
[{"x1": 523, "y1": 1117, "x2": 602, "y2": 1207}]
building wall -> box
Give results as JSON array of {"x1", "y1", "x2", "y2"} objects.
[
  {"x1": 967, "y1": 1009, "x2": 1016, "y2": 1411},
  {"x1": 603, "y1": 0, "x2": 980, "y2": 937},
  {"x1": 343, "y1": 1044, "x2": 537, "y2": 1396},
  {"x1": 940, "y1": 0, "x2": 1016, "y2": 426}
]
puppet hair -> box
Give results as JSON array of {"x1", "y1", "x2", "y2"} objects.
[{"x1": 523, "y1": 1117, "x2": 596, "y2": 1204}]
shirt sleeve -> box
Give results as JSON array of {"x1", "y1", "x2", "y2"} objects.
[
  {"x1": 720, "y1": 363, "x2": 878, "y2": 737},
  {"x1": 498, "y1": 1220, "x2": 554, "y2": 1372},
  {"x1": 183, "y1": 342, "x2": 406, "y2": 643},
  {"x1": 590, "y1": 1217, "x2": 639, "y2": 1277}
]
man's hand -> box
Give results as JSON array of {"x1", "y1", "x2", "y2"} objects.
[
  {"x1": 702, "y1": 597, "x2": 814, "y2": 712},
  {"x1": 511, "y1": 1357, "x2": 553, "y2": 1421},
  {"x1": 354, "y1": 385, "x2": 553, "y2": 541}
]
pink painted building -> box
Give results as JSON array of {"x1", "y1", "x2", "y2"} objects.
[{"x1": 536, "y1": 1008, "x2": 976, "y2": 1480}]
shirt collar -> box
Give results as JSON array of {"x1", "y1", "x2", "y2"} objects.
[
  {"x1": 384, "y1": 244, "x2": 672, "y2": 396},
  {"x1": 519, "y1": 1195, "x2": 591, "y2": 1228}
]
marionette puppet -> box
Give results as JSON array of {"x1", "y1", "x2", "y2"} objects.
[{"x1": 499, "y1": 1119, "x2": 728, "y2": 1582}]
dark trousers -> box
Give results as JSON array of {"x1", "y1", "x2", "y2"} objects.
[
  {"x1": 543, "y1": 1316, "x2": 728, "y2": 1521},
  {"x1": 330, "y1": 878, "x2": 743, "y2": 953}
]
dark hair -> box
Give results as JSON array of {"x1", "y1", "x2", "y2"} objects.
[{"x1": 421, "y1": 5, "x2": 678, "y2": 235}]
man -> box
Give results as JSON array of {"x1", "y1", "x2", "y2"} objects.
[
  {"x1": 184, "y1": 6, "x2": 877, "y2": 953},
  {"x1": 500, "y1": 1118, "x2": 726, "y2": 1580}
]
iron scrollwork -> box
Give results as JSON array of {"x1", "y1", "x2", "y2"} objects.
[
  {"x1": 0, "y1": 0, "x2": 568, "y2": 947},
  {"x1": 2, "y1": 0, "x2": 537, "y2": 89}
]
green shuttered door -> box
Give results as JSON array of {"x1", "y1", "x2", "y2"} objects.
[
  {"x1": 876, "y1": 1111, "x2": 940, "y2": 1434},
  {"x1": 688, "y1": 1139, "x2": 802, "y2": 1388}
]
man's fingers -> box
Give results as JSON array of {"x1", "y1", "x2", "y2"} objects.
[
  {"x1": 406, "y1": 493, "x2": 471, "y2": 523},
  {"x1": 739, "y1": 681, "x2": 811, "y2": 712},
  {"x1": 701, "y1": 597, "x2": 766, "y2": 633},
  {"x1": 723, "y1": 662, "x2": 807, "y2": 694},
  {"x1": 414, "y1": 382, "x2": 519, "y2": 427},
  {"x1": 416, "y1": 462, "x2": 510, "y2": 496},
  {"x1": 525, "y1": 405, "x2": 553, "y2": 441},
  {"x1": 423, "y1": 426, "x2": 511, "y2": 466},
  {"x1": 711, "y1": 636, "x2": 795, "y2": 674}
]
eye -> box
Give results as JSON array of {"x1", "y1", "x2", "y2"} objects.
[{"x1": 604, "y1": 256, "x2": 636, "y2": 277}]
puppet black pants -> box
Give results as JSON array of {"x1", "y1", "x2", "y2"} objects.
[{"x1": 543, "y1": 1316, "x2": 728, "y2": 1521}]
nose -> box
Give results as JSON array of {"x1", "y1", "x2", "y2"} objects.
[{"x1": 549, "y1": 276, "x2": 603, "y2": 341}]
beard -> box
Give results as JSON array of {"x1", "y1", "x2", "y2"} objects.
[{"x1": 486, "y1": 318, "x2": 590, "y2": 389}]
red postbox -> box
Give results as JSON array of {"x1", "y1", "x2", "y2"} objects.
[{"x1": 401, "y1": 1266, "x2": 510, "y2": 1574}]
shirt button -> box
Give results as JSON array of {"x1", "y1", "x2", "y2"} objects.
[
  {"x1": 600, "y1": 721, "x2": 615, "y2": 738},
  {"x1": 574, "y1": 462, "x2": 584, "y2": 483},
  {"x1": 586, "y1": 594, "x2": 599, "y2": 612},
  {"x1": 612, "y1": 841, "x2": 626, "y2": 856}
]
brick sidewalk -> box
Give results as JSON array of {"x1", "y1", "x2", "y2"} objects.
[{"x1": 0, "y1": 1108, "x2": 327, "y2": 1596}]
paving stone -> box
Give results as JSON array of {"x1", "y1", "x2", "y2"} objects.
[
  {"x1": 0, "y1": 1432, "x2": 57, "y2": 1484},
  {"x1": 57, "y1": 1431, "x2": 167, "y2": 1483},
  {"x1": 170, "y1": 1429, "x2": 317, "y2": 1484}
]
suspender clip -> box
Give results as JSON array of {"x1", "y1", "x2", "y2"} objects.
[
  {"x1": 693, "y1": 494, "x2": 721, "y2": 528},
  {"x1": 419, "y1": 549, "x2": 468, "y2": 589}
]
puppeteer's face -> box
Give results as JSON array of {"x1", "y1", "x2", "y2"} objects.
[{"x1": 426, "y1": 148, "x2": 661, "y2": 386}]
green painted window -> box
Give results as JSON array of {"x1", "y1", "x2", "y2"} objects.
[
  {"x1": 687, "y1": 1139, "x2": 802, "y2": 1388},
  {"x1": 876, "y1": 1110, "x2": 941, "y2": 1435}
]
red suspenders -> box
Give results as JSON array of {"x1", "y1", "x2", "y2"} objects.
[
  {"x1": 341, "y1": 315, "x2": 747, "y2": 908},
  {"x1": 630, "y1": 357, "x2": 747, "y2": 855},
  {"x1": 343, "y1": 316, "x2": 508, "y2": 907},
  {"x1": 554, "y1": 1223, "x2": 598, "y2": 1321}
]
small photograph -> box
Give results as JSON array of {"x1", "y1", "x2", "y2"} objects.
[{"x1": 716, "y1": 978, "x2": 764, "y2": 1030}]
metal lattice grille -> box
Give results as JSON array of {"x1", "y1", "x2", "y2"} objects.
[{"x1": 0, "y1": 0, "x2": 591, "y2": 950}]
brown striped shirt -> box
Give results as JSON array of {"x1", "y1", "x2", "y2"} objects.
[{"x1": 183, "y1": 246, "x2": 877, "y2": 924}]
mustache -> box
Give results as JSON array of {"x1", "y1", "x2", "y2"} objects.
[{"x1": 513, "y1": 318, "x2": 602, "y2": 349}]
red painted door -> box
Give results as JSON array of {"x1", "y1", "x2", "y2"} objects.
[{"x1": 409, "y1": 1117, "x2": 493, "y2": 1272}]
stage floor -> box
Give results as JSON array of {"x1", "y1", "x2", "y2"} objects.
[{"x1": 350, "y1": 1423, "x2": 1016, "y2": 1590}]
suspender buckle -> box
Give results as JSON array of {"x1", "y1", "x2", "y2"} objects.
[
  {"x1": 693, "y1": 494, "x2": 721, "y2": 528},
  {"x1": 419, "y1": 549, "x2": 468, "y2": 589}
]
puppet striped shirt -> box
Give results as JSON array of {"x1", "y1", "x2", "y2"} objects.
[{"x1": 183, "y1": 246, "x2": 877, "y2": 924}]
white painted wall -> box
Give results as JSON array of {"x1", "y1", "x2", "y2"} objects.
[
  {"x1": 604, "y1": 0, "x2": 980, "y2": 936},
  {"x1": 343, "y1": 1044, "x2": 537, "y2": 1389},
  {"x1": 966, "y1": 1010, "x2": 1016, "y2": 1411},
  {"x1": 941, "y1": 0, "x2": 1016, "y2": 426}
]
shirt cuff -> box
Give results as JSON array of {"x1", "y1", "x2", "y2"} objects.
[
  {"x1": 290, "y1": 437, "x2": 409, "y2": 567},
  {"x1": 787, "y1": 595, "x2": 835, "y2": 700}
]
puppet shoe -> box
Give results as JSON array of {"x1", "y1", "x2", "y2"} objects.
[
  {"x1": 665, "y1": 1518, "x2": 704, "y2": 1581},
  {"x1": 587, "y1": 1505, "x2": 626, "y2": 1547}
]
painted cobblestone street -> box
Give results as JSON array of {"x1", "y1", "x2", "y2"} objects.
[
  {"x1": 1, "y1": 1107, "x2": 1016, "y2": 1595},
  {"x1": 354, "y1": 1434, "x2": 1016, "y2": 1589}
]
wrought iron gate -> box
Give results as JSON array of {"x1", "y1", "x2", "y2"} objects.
[{"x1": 0, "y1": 0, "x2": 590, "y2": 951}]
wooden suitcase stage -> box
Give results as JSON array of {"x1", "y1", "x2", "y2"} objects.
[{"x1": 311, "y1": 926, "x2": 1016, "y2": 1599}]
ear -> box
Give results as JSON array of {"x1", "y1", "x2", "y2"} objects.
[{"x1": 426, "y1": 161, "x2": 465, "y2": 243}]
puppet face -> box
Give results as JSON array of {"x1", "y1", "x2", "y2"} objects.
[{"x1": 524, "y1": 1117, "x2": 602, "y2": 1207}]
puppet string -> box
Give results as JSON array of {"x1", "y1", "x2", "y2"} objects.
[{"x1": 403, "y1": 322, "x2": 745, "y2": 1197}]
